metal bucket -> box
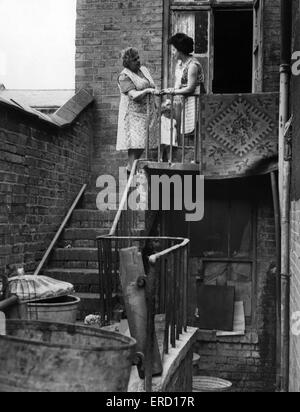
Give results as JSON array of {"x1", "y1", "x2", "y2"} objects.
[
  {"x1": 193, "y1": 376, "x2": 232, "y2": 392},
  {"x1": 0, "y1": 320, "x2": 136, "y2": 392},
  {"x1": 27, "y1": 295, "x2": 80, "y2": 323}
]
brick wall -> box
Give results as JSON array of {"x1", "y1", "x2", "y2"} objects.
[
  {"x1": 290, "y1": 203, "x2": 300, "y2": 392},
  {"x1": 74, "y1": 0, "x2": 279, "y2": 392},
  {"x1": 290, "y1": 0, "x2": 300, "y2": 393},
  {"x1": 76, "y1": 0, "x2": 164, "y2": 181},
  {"x1": 193, "y1": 179, "x2": 277, "y2": 392},
  {"x1": 0, "y1": 104, "x2": 93, "y2": 273},
  {"x1": 75, "y1": 0, "x2": 282, "y2": 189},
  {"x1": 263, "y1": 0, "x2": 281, "y2": 92}
]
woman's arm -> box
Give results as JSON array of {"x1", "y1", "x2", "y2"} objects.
[
  {"x1": 128, "y1": 87, "x2": 159, "y2": 102},
  {"x1": 174, "y1": 63, "x2": 198, "y2": 95},
  {"x1": 162, "y1": 63, "x2": 199, "y2": 96}
]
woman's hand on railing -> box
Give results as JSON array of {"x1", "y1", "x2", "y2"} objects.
[
  {"x1": 149, "y1": 88, "x2": 162, "y2": 96},
  {"x1": 161, "y1": 88, "x2": 176, "y2": 95}
]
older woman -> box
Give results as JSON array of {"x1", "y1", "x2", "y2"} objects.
[
  {"x1": 116, "y1": 47, "x2": 159, "y2": 172},
  {"x1": 163, "y1": 33, "x2": 205, "y2": 137}
]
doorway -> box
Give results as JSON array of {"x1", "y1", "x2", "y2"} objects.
[{"x1": 213, "y1": 9, "x2": 253, "y2": 94}]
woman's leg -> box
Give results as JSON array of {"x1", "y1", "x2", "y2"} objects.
[{"x1": 160, "y1": 145, "x2": 166, "y2": 162}]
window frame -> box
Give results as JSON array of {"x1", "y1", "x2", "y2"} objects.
[
  {"x1": 166, "y1": 0, "x2": 264, "y2": 94},
  {"x1": 187, "y1": 181, "x2": 258, "y2": 326}
]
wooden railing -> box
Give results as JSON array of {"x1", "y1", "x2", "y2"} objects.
[
  {"x1": 97, "y1": 235, "x2": 190, "y2": 392},
  {"x1": 109, "y1": 159, "x2": 141, "y2": 237}
]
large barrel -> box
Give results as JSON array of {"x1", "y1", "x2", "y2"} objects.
[
  {"x1": 0, "y1": 320, "x2": 136, "y2": 392},
  {"x1": 27, "y1": 295, "x2": 80, "y2": 324}
]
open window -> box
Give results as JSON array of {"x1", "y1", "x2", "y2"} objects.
[
  {"x1": 171, "y1": 10, "x2": 210, "y2": 92},
  {"x1": 213, "y1": 9, "x2": 253, "y2": 93},
  {"x1": 169, "y1": 0, "x2": 263, "y2": 93}
]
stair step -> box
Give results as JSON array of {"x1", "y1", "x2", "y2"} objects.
[
  {"x1": 69, "y1": 209, "x2": 116, "y2": 229},
  {"x1": 44, "y1": 268, "x2": 99, "y2": 287},
  {"x1": 60, "y1": 228, "x2": 109, "y2": 247},
  {"x1": 60, "y1": 228, "x2": 145, "y2": 248},
  {"x1": 63, "y1": 228, "x2": 108, "y2": 240},
  {"x1": 72, "y1": 209, "x2": 116, "y2": 221},
  {"x1": 52, "y1": 248, "x2": 98, "y2": 262},
  {"x1": 81, "y1": 192, "x2": 122, "y2": 210},
  {"x1": 49, "y1": 260, "x2": 99, "y2": 270}
]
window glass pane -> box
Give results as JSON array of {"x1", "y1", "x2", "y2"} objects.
[
  {"x1": 202, "y1": 262, "x2": 252, "y2": 318},
  {"x1": 190, "y1": 180, "x2": 253, "y2": 258},
  {"x1": 195, "y1": 12, "x2": 209, "y2": 54},
  {"x1": 230, "y1": 199, "x2": 252, "y2": 258},
  {"x1": 228, "y1": 263, "x2": 252, "y2": 317},
  {"x1": 191, "y1": 197, "x2": 229, "y2": 256},
  {"x1": 203, "y1": 262, "x2": 229, "y2": 285},
  {"x1": 171, "y1": 11, "x2": 210, "y2": 91},
  {"x1": 190, "y1": 181, "x2": 229, "y2": 257}
]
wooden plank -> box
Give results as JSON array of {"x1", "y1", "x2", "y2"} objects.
[
  {"x1": 53, "y1": 89, "x2": 94, "y2": 126},
  {"x1": 0, "y1": 312, "x2": 6, "y2": 336},
  {"x1": 163, "y1": 0, "x2": 171, "y2": 89},
  {"x1": 196, "y1": 285, "x2": 235, "y2": 331},
  {"x1": 216, "y1": 301, "x2": 245, "y2": 336},
  {"x1": 171, "y1": 1, "x2": 253, "y2": 10},
  {"x1": 33, "y1": 184, "x2": 87, "y2": 277},
  {"x1": 119, "y1": 247, "x2": 163, "y2": 378}
]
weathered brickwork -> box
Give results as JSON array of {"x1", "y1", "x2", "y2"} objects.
[
  {"x1": 290, "y1": 0, "x2": 300, "y2": 393},
  {"x1": 193, "y1": 183, "x2": 277, "y2": 392},
  {"x1": 0, "y1": 105, "x2": 93, "y2": 273},
  {"x1": 75, "y1": 0, "x2": 281, "y2": 181},
  {"x1": 74, "y1": 0, "x2": 280, "y2": 391},
  {"x1": 76, "y1": 0, "x2": 164, "y2": 181},
  {"x1": 290, "y1": 203, "x2": 300, "y2": 392},
  {"x1": 263, "y1": 0, "x2": 281, "y2": 92}
]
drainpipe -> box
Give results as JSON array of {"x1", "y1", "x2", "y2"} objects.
[
  {"x1": 279, "y1": 0, "x2": 293, "y2": 393},
  {"x1": 270, "y1": 172, "x2": 281, "y2": 392}
]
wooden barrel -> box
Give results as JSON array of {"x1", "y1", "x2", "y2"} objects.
[
  {"x1": 193, "y1": 376, "x2": 232, "y2": 392},
  {"x1": 0, "y1": 320, "x2": 136, "y2": 392}
]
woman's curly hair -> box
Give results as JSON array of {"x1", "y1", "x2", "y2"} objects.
[
  {"x1": 121, "y1": 47, "x2": 139, "y2": 69},
  {"x1": 168, "y1": 33, "x2": 194, "y2": 55}
]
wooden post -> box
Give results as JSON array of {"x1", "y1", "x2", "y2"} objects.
[
  {"x1": 119, "y1": 247, "x2": 162, "y2": 388},
  {"x1": 158, "y1": 97, "x2": 162, "y2": 162},
  {"x1": 163, "y1": 0, "x2": 171, "y2": 89},
  {"x1": 170, "y1": 94, "x2": 174, "y2": 163}
]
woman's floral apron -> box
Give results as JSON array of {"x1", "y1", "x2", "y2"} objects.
[{"x1": 116, "y1": 66, "x2": 158, "y2": 151}]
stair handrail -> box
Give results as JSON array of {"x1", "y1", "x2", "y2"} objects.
[
  {"x1": 97, "y1": 235, "x2": 190, "y2": 392},
  {"x1": 33, "y1": 184, "x2": 87, "y2": 277},
  {"x1": 109, "y1": 159, "x2": 141, "y2": 236}
]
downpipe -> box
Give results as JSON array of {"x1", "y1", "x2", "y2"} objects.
[
  {"x1": 270, "y1": 171, "x2": 281, "y2": 392},
  {"x1": 278, "y1": 63, "x2": 291, "y2": 393},
  {"x1": 278, "y1": 0, "x2": 293, "y2": 392}
]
